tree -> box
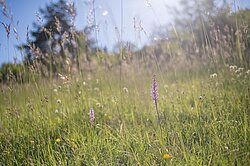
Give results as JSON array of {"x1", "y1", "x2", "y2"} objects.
[{"x1": 21, "y1": 0, "x2": 77, "y2": 75}]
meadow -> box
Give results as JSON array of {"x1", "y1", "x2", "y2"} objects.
[
  {"x1": 1, "y1": 0, "x2": 250, "y2": 165},
  {"x1": 0, "y1": 65, "x2": 249, "y2": 165}
]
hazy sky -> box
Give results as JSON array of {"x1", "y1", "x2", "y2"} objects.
[
  {"x1": 0, "y1": 0, "x2": 179, "y2": 65},
  {"x1": 0, "y1": 0, "x2": 249, "y2": 65}
]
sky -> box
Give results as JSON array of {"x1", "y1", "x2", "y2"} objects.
[{"x1": 0, "y1": 0, "x2": 249, "y2": 65}]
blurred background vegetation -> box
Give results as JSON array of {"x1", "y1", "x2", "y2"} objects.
[{"x1": 0, "y1": 0, "x2": 250, "y2": 84}]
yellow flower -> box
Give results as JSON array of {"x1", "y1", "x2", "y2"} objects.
[
  {"x1": 55, "y1": 138, "x2": 61, "y2": 143},
  {"x1": 163, "y1": 153, "x2": 173, "y2": 159}
]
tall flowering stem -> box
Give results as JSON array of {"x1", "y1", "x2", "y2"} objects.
[
  {"x1": 151, "y1": 75, "x2": 160, "y2": 125},
  {"x1": 89, "y1": 108, "x2": 95, "y2": 125}
]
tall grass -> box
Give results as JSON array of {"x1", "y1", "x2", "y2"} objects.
[
  {"x1": 0, "y1": 66, "x2": 249, "y2": 165},
  {"x1": 0, "y1": 0, "x2": 250, "y2": 165}
]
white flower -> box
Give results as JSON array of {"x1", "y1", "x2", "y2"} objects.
[
  {"x1": 123, "y1": 87, "x2": 128, "y2": 93},
  {"x1": 235, "y1": 69, "x2": 240, "y2": 74},
  {"x1": 210, "y1": 73, "x2": 217, "y2": 78},
  {"x1": 238, "y1": 67, "x2": 244, "y2": 72},
  {"x1": 57, "y1": 99, "x2": 61, "y2": 104},
  {"x1": 96, "y1": 102, "x2": 101, "y2": 107},
  {"x1": 229, "y1": 65, "x2": 237, "y2": 71}
]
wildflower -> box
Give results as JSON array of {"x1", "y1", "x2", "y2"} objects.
[
  {"x1": 55, "y1": 138, "x2": 61, "y2": 143},
  {"x1": 229, "y1": 65, "x2": 237, "y2": 72},
  {"x1": 163, "y1": 153, "x2": 173, "y2": 159},
  {"x1": 89, "y1": 108, "x2": 95, "y2": 125},
  {"x1": 199, "y1": 95, "x2": 203, "y2": 100},
  {"x1": 57, "y1": 99, "x2": 61, "y2": 104},
  {"x1": 235, "y1": 69, "x2": 240, "y2": 74},
  {"x1": 151, "y1": 75, "x2": 161, "y2": 125},
  {"x1": 210, "y1": 73, "x2": 217, "y2": 78},
  {"x1": 96, "y1": 102, "x2": 102, "y2": 108},
  {"x1": 238, "y1": 67, "x2": 244, "y2": 72},
  {"x1": 246, "y1": 70, "x2": 250, "y2": 75},
  {"x1": 151, "y1": 75, "x2": 158, "y2": 106},
  {"x1": 53, "y1": 89, "x2": 58, "y2": 93},
  {"x1": 123, "y1": 87, "x2": 128, "y2": 93}
]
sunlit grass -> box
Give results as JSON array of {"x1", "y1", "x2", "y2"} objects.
[
  {"x1": 0, "y1": 0, "x2": 250, "y2": 164},
  {"x1": 0, "y1": 66, "x2": 249, "y2": 165}
]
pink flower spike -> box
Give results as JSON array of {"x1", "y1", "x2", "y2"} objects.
[{"x1": 89, "y1": 108, "x2": 95, "y2": 125}]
